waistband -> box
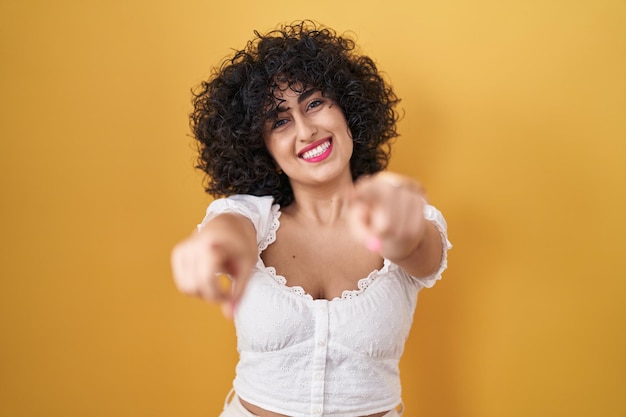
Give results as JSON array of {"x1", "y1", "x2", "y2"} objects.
[{"x1": 222, "y1": 389, "x2": 404, "y2": 417}]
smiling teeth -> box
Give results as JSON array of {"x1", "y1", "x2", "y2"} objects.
[{"x1": 301, "y1": 141, "x2": 331, "y2": 159}]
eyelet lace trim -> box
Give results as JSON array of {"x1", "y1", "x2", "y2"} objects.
[
  {"x1": 266, "y1": 266, "x2": 387, "y2": 301},
  {"x1": 339, "y1": 268, "x2": 382, "y2": 300},
  {"x1": 259, "y1": 204, "x2": 281, "y2": 253},
  {"x1": 266, "y1": 266, "x2": 315, "y2": 300}
]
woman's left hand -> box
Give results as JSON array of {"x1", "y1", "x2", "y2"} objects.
[{"x1": 348, "y1": 172, "x2": 427, "y2": 262}]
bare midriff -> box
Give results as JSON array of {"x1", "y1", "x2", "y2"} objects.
[{"x1": 240, "y1": 398, "x2": 389, "y2": 417}]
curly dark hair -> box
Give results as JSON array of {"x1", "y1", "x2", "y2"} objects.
[{"x1": 190, "y1": 20, "x2": 401, "y2": 207}]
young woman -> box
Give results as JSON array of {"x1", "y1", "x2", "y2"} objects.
[{"x1": 171, "y1": 21, "x2": 451, "y2": 417}]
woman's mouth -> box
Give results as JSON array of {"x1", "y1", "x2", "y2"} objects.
[{"x1": 298, "y1": 138, "x2": 333, "y2": 162}]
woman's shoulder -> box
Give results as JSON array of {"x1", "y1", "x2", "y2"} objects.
[
  {"x1": 206, "y1": 194, "x2": 278, "y2": 218},
  {"x1": 214, "y1": 193, "x2": 276, "y2": 207},
  {"x1": 201, "y1": 194, "x2": 281, "y2": 251}
]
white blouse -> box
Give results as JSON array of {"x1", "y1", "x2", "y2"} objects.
[{"x1": 200, "y1": 194, "x2": 451, "y2": 417}]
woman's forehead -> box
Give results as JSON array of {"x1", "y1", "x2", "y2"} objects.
[
  {"x1": 270, "y1": 80, "x2": 309, "y2": 98},
  {"x1": 272, "y1": 86, "x2": 300, "y2": 100},
  {"x1": 263, "y1": 80, "x2": 326, "y2": 118}
]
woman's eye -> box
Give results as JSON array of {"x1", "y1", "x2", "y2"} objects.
[
  {"x1": 272, "y1": 119, "x2": 288, "y2": 129},
  {"x1": 307, "y1": 99, "x2": 324, "y2": 110}
]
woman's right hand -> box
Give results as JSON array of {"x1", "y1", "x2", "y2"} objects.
[{"x1": 170, "y1": 213, "x2": 257, "y2": 319}]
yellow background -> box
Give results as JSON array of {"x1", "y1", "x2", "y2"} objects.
[{"x1": 1, "y1": 0, "x2": 625, "y2": 416}]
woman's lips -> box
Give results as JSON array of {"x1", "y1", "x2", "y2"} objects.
[{"x1": 298, "y1": 138, "x2": 333, "y2": 162}]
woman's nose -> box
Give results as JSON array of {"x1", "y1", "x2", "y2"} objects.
[{"x1": 295, "y1": 118, "x2": 317, "y2": 142}]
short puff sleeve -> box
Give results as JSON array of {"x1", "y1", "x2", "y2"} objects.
[
  {"x1": 409, "y1": 203, "x2": 453, "y2": 289},
  {"x1": 198, "y1": 194, "x2": 280, "y2": 254}
]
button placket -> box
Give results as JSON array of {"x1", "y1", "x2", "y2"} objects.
[{"x1": 310, "y1": 300, "x2": 329, "y2": 416}]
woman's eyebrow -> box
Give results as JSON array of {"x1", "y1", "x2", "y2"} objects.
[
  {"x1": 265, "y1": 88, "x2": 321, "y2": 119},
  {"x1": 297, "y1": 88, "x2": 320, "y2": 104}
]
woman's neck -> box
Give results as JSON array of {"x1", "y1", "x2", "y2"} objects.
[{"x1": 286, "y1": 177, "x2": 355, "y2": 225}]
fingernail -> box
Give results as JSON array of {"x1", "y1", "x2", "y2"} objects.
[{"x1": 366, "y1": 236, "x2": 382, "y2": 252}]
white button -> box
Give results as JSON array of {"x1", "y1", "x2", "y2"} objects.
[
  {"x1": 315, "y1": 372, "x2": 323, "y2": 380},
  {"x1": 314, "y1": 407, "x2": 322, "y2": 413},
  {"x1": 317, "y1": 340, "x2": 325, "y2": 347}
]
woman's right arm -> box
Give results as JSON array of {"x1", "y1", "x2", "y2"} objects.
[{"x1": 170, "y1": 213, "x2": 257, "y2": 318}]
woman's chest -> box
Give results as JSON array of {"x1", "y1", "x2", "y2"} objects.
[{"x1": 260, "y1": 220, "x2": 383, "y2": 300}]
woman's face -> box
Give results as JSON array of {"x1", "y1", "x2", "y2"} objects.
[{"x1": 263, "y1": 85, "x2": 353, "y2": 190}]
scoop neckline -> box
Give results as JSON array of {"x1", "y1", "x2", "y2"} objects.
[
  {"x1": 258, "y1": 203, "x2": 391, "y2": 301},
  {"x1": 258, "y1": 258, "x2": 391, "y2": 302}
]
